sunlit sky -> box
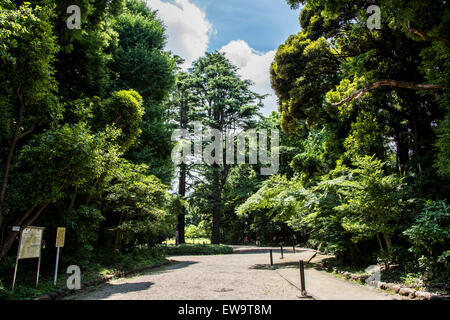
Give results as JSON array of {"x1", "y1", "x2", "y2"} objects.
[{"x1": 144, "y1": 0, "x2": 302, "y2": 116}]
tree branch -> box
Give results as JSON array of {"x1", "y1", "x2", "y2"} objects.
[
  {"x1": 0, "y1": 87, "x2": 25, "y2": 218},
  {"x1": 407, "y1": 21, "x2": 449, "y2": 44},
  {"x1": 17, "y1": 120, "x2": 38, "y2": 141},
  {"x1": 331, "y1": 79, "x2": 446, "y2": 107}
]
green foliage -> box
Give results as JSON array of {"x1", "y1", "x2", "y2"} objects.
[
  {"x1": 333, "y1": 156, "x2": 405, "y2": 244},
  {"x1": 238, "y1": 155, "x2": 406, "y2": 260},
  {"x1": 175, "y1": 51, "x2": 263, "y2": 244},
  {"x1": 243, "y1": 0, "x2": 450, "y2": 275},
  {"x1": 185, "y1": 221, "x2": 210, "y2": 239},
  {"x1": 0, "y1": 246, "x2": 166, "y2": 300},
  {"x1": 276, "y1": 0, "x2": 449, "y2": 195},
  {"x1": 102, "y1": 160, "x2": 176, "y2": 252},
  {"x1": 95, "y1": 89, "x2": 144, "y2": 151},
  {"x1": 113, "y1": 245, "x2": 166, "y2": 269},
  {"x1": 0, "y1": 0, "x2": 177, "y2": 273},
  {"x1": 0, "y1": 1, "x2": 58, "y2": 103},
  {"x1": 404, "y1": 200, "x2": 450, "y2": 279},
  {"x1": 0, "y1": 0, "x2": 59, "y2": 151},
  {"x1": 59, "y1": 206, "x2": 106, "y2": 267},
  {"x1": 110, "y1": 7, "x2": 173, "y2": 101},
  {"x1": 111, "y1": 0, "x2": 177, "y2": 184},
  {"x1": 376, "y1": 245, "x2": 410, "y2": 270},
  {"x1": 161, "y1": 244, "x2": 233, "y2": 256},
  {"x1": 52, "y1": 0, "x2": 123, "y2": 99},
  {"x1": 270, "y1": 31, "x2": 339, "y2": 131},
  {"x1": 436, "y1": 113, "x2": 450, "y2": 179},
  {"x1": 5, "y1": 122, "x2": 118, "y2": 212}
]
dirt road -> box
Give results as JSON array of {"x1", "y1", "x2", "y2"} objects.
[{"x1": 68, "y1": 246, "x2": 402, "y2": 300}]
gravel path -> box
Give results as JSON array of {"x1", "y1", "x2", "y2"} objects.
[{"x1": 67, "y1": 246, "x2": 401, "y2": 300}]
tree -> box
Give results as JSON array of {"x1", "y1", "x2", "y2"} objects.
[
  {"x1": 0, "y1": 0, "x2": 178, "y2": 265},
  {"x1": 0, "y1": 122, "x2": 119, "y2": 259},
  {"x1": 112, "y1": 0, "x2": 177, "y2": 184},
  {"x1": 332, "y1": 156, "x2": 405, "y2": 251},
  {"x1": 186, "y1": 52, "x2": 262, "y2": 244},
  {"x1": 274, "y1": 0, "x2": 449, "y2": 196},
  {"x1": 0, "y1": 0, "x2": 59, "y2": 247},
  {"x1": 52, "y1": 0, "x2": 125, "y2": 100},
  {"x1": 164, "y1": 71, "x2": 200, "y2": 244},
  {"x1": 404, "y1": 200, "x2": 450, "y2": 279},
  {"x1": 102, "y1": 160, "x2": 174, "y2": 255}
]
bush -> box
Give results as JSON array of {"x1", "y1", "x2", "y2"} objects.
[
  {"x1": 404, "y1": 200, "x2": 450, "y2": 280},
  {"x1": 160, "y1": 244, "x2": 233, "y2": 256},
  {"x1": 0, "y1": 280, "x2": 9, "y2": 300},
  {"x1": 376, "y1": 245, "x2": 411, "y2": 269},
  {"x1": 114, "y1": 246, "x2": 166, "y2": 268},
  {"x1": 102, "y1": 160, "x2": 176, "y2": 252},
  {"x1": 185, "y1": 221, "x2": 210, "y2": 239}
]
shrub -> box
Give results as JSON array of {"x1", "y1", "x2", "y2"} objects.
[
  {"x1": 160, "y1": 244, "x2": 233, "y2": 256},
  {"x1": 0, "y1": 280, "x2": 9, "y2": 300},
  {"x1": 404, "y1": 200, "x2": 450, "y2": 280},
  {"x1": 185, "y1": 221, "x2": 210, "y2": 239}
]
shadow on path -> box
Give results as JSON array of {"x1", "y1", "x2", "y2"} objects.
[
  {"x1": 90, "y1": 281, "x2": 154, "y2": 299},
  {"x1": 138, "y1": 260, "x2": 199, "y2": 277},
  {"x1": 249, "y1": 261, "x2": 312, "y2": 270},
  {"x1": 231, "y1": 246, "x2": 316, "y2": 256}
]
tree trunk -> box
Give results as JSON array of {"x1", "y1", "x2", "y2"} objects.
[
  {"x1": 383, "y1": 233, "x2": 392, "y2": 249},
  {"x1": 211, "y1": 165, "x2": 221, "y2": 244},
  {"x1": 0, "y1": 214, "x2": 3, "y2": 245},
  {"x1": 177, "y1": 164, "x2": 186, "y2": 244},
  {"x1": 376, "y1": 233, "x2": 384, "y2": 252},
  {"x1": 0, "y1": 89, "x2": 37, "y2": 232},
  {"x1": 348, "y1": 245, "x2": 358, "y2": 265},
  {"x1": 176, "y1": 97, "x2": 188, "y2": 244},
  {"x1": 211, "y1": 202, "x2": 221, "y2": 244},
  {"x1": 0, "y1": 202, "x2": 49, "y2": 261},
  {"x1": 113, "y1": 212, "x2": 125, "y2": 258},
  {"x1": 0, "y1": 102, "x2": 23, "y2": 225},
  {"x1": 395, "y1": 131, "x2": 409, "y2": 175}
]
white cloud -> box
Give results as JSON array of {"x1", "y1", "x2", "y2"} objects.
[
  {"x1": 145, "y1": 0, "x2": 213, "y2": 69},
  {"x1": 143, "y1": 2, "x2": 278, "y2": 116},
  {"x1": 220, "y1": 40, "x2": 278, "y2": 116}
]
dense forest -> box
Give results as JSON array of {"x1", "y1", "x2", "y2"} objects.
[{"x1": 0, "y1": 0, "x2": 448, "y2": 298}]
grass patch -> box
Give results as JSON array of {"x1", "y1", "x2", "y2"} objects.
[
  {"x1": 0, "y1": 246, "x2": 166, "y2": 300},
  {"x1": 159, "y1": 243, "x2": 233, "y2": 256}
]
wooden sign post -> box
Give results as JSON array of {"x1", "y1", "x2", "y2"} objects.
[
  {"x1": 12, "y1": 227, "x2": 45, "y2": 290},
  {"x1": 54, "y1": 227, "x2": 66, "y2": 286}
]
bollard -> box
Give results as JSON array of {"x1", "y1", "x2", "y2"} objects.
[
  {"x1": 270, "y1": 249, "x2": 274, "y2": 268},
  {"x1": 299, "y1": 260, "x2": 306, "y2": 296},
  {"x1": 292, "y1": 240, "x2": 296, "y2": 254},
  {"x1": 280, "y1": 244, "x2": 284, "y2": 259}
]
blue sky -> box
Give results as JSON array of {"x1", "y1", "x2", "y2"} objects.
[
  {"x1": 188, "y1": 0, "x2": 301, "y2": 52},
  {"x1": 146, "y1": 0, "x2": 301, "y2": 115}
]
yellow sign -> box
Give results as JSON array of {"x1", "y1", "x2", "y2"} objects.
[
  {"x1": 55, "y1": 227, "x2": 66, "y2": 247},
  {"x1": 19, "y1": 227, "x2": 44, "y2": 259}
]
